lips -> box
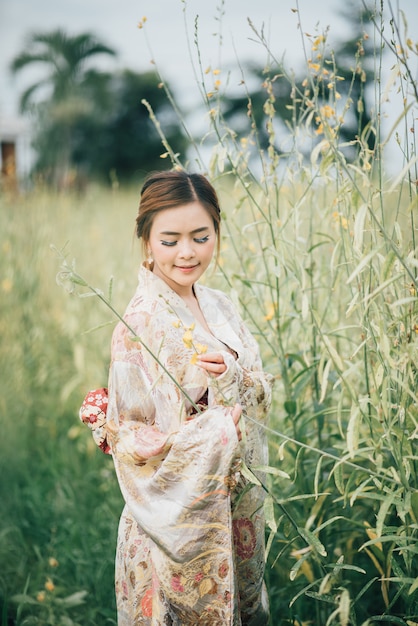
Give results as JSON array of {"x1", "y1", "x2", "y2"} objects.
[{"x1": 175, "y1": 264, "x2": 199, "y2": 271}]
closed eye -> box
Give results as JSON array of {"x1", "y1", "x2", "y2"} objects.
[{"x1": 160, "y1": 236, "x2": 210, "y2": 246}]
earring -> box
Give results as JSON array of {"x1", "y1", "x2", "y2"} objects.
[{"x1": 147, "y1": 250, "x2": 153, "y2": 265}]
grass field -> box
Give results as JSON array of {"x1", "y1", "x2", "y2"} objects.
[
  {"x1": 1, "y1": 166, "x2": 417, "y2": 625},
  {"x1": 2, "y1": 3, "x2": 418, "y2": 623}
]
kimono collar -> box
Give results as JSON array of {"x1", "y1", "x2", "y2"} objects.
[{"x1": 136, "y1": 265, "x2": 243, "y2": 358}]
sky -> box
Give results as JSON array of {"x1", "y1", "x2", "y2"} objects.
[{"x1": 0, "y1": 0, "x2": 417, "y2": 169}]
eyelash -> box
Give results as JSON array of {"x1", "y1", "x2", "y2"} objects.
[{"x1": 161, "y1": 236, "x2": 210, "y2": 247}]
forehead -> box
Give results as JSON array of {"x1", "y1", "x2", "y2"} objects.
[{"x1": 151, "y1": 201, "x2": 214, "y2": 232}]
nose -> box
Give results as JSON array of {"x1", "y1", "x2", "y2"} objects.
[{"x1": 178, "y1": 239, "x2": 195, "y2": 259}]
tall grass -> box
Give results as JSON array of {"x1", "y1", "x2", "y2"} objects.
[
  {"x1": 1, "y1": 0, "x2": 418, "y2": 624},
  {"x1": 144, "y1": 0, "x2": 418, "y2": 623},
  {"x1": 0, "y1": 188, "x2": 142, "y2": 625}
]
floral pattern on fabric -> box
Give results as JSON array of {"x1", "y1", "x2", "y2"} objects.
[
  {"x1": 81, "y1": 265, "x2": 273, "y2": 625},
  {"x1": 79, "y1": 387, "x2": 110, "y2": 454}
]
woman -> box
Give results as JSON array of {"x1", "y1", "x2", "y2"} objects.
[{"x1": 80, "y1": 170, "x2": 273, "y2": 625}]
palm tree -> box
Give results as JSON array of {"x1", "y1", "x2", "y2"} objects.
[
  {"x1": 10, "y1": 30, "x2": 116, "y2": 186},
  {"x1": 11, "y1": 30, "x2": 116, "y2": 111}
]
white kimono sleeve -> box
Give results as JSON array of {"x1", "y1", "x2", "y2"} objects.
[{"x1": 106, "y1": 359, "x2": 241, "y2": 564}]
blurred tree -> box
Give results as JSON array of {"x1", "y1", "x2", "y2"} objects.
[
  {"x1": 10, "y1": 30, "x2": 117, "y2": 187},
  {"x1": 11, "y1": 30, "x2": 188, "y2": 187},
  {"x1": 71, "y1": 70, "x2": 188, "y2": 184}
]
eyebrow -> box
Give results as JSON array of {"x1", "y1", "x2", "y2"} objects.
[{"x1": 159, "y1": 227, "x2": 210, "y2": 236}]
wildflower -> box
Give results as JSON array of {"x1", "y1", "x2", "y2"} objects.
[
  {"x1": 172, "y1": 320, "x2": 182, "y2": 328},
  {"x1": 214, "y1": 80, "x2": 221, "y2": 89},
  {"x1": 264, "y1": 303, "x2": 276, "y2": 322},
  {"x1": 182, "y1": 325, "x2": 195, "y2": 349},
  {"x1": 332, "y1": 211, "x2": 348, "y2": 230},
  {"x1": 37, "y1": 591, "x2": 46, "y2": 602},
  {"x1": 213, "y1": 68, "x2": 221, "y2": 75},
  {"x1": 312, "y1": 35, "x2": 324, "y2": 51},
  {"x1": 45, "y1": 578, "x2": 55, "y2": 592},
  {"x1": 49, "y1": 557, "x2": 59, "y2": 567},
  {"x1": 137, "y1": 17, "x2": 147, "y2": 29},
  {"x1": 321, "y1": 105, "x2": 335, "y2": 118},
  {"x1": 308, "y1": 61, "x2": 321, "y2": 72},
  {"x1": 1, "y1": 278, "x2": 12, "y2": 293}
]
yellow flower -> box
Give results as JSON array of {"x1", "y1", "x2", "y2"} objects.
[
  {"x1": 194, "y1": 342, "x2": 207, "y2": 354},
  {"x1": 190, "y1": 353, "x2": 198, "y2": 365},
  {"x1": 321, "y1": 105, "x2": 335, "y2": 118},
  {"x1": 45, "y1": 578, "x2": 55, "y2": 592},
  {"x1": 214, "y1": 79, "x2": 221, "y2": 89},
  {"x1": 172, "y1": 320, "x2": 182, "y2": 328},
  {"x1": 37, "y1": 591, "x2": 46, "y2": 602},
  {"x1": 213, "y1": 68, "x2": 221, "y2": 75},
  {"x1": 49, "y1": 557, "x2": 59, "y2": 567},
  {"x1": 264, "y1": 303, "x2": 276, "y2": 321},
  {"x1": 312, "y1": 35, "x2": 324, "y2": 50},
  {"x1": 308, "y1": 61, "x2": 320, "y2": 72},
  {"x1": 182, "y1": 329, "x2": 194, "y2": 349},
  {"x1": 1, "y1": 278, "x2": 12, "y2": 293}
]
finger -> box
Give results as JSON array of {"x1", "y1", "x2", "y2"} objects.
[
  {"x1": 231, "y1": 403, "x2": 242, "y2": 425},
  {"x1": 196, "y1": 361, "x2": 227, "y2": 375},
  {"x1": 197, "y1": 352, "x2": 224, "y2": 363}
]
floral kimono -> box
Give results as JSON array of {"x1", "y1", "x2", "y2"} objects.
[{"x1": 80, "y1": 265, "x2": 273, "y2": 625}]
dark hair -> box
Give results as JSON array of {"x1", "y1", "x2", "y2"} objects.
[{"x1": 136, "y1": 170, "x2": 221, "y2": 257}]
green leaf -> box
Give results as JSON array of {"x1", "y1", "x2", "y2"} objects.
[
  {"x1": 10, "y1": 594, "x2": 38, "y2": 605},
  {"x1": 297, "y1": 527, "x2": 327, "y2": 557},
  {"x1": 251, "y1": 464, "x2": 290, "y2": 479},
  {"x1": 284, "y1": 400, "x2": 297, "y2": 415},
  {"x1": 263, "y1": 495, "x2": 277, "y2": 533},
  {"x1": 55, "y1": 590, "x2": 88, "y2": 608}
]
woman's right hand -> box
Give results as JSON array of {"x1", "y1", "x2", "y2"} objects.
[{"x1": 231, "y1": 403, "x2": 242, "y2": 441}]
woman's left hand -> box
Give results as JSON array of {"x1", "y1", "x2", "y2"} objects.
[{"x1": 196, "y1": 352, "x2": 227, "y2": 377}]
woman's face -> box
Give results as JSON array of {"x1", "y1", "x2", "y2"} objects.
[{"x1": 147, "y1": 201, "x2": 217, "y2": 297}]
